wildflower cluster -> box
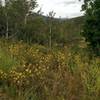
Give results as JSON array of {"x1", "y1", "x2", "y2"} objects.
[
  {"x1": 0, "y1": 69, "x2": 7, "y2": 80},
  {"x1": 0, "y1": 41, "x2": 100, "y2": 100}
]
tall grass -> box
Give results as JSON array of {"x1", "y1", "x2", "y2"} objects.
[{"x1": 0, "y1": 39, "x2": 100, "y2": 100}]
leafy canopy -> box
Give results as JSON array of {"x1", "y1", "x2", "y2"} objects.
[{"x1": 81, "y1": 0, "x2": 100, "y2": 55}]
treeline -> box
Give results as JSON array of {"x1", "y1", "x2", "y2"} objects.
[{"x1": 0, "y1": 0, "x2": 83, "y2": 47}]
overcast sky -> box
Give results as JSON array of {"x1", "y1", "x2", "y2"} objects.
[{"x1": 35, "y1": 0, "x2": 84, "y2": 18}]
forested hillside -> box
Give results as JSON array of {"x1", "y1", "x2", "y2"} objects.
[{"x1": 0, "y1": 0, "x2": 84, "y2": 47}]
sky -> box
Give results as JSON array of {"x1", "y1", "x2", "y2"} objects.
[{"x1": 35, "y1": 0, "x2": 84, "y2": 18}]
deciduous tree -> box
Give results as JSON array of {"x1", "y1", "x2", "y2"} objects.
[{"x1": 81, "y1": 0, "x2": 100, "y2": 55}]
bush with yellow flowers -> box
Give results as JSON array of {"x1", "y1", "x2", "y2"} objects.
[
  {"x1": 0, "y1": 40, "x2": 100, "y2": 100},
  {"x1": 0, "y1": 69, "x2": 7, "y2": 80}
]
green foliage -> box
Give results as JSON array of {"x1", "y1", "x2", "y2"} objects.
[
  {"x1": 0, "y1": 48, "x2": 19, "y2": 71},
  {"x1": 0, "y1": 0, "x2": 37, "y2": 39},
  {"x1": 81, "y1": 0, "x2": 100, "y2": 55}
]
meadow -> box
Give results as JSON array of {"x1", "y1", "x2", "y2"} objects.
[
  {"x1": 0, "y1": 39, "x2": 100, "y2": 100},
  {"x1": 0, "y1": 0, "x2": 100, "y2": 99}
]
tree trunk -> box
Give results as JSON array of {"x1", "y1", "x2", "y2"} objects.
[
  {"x1": 49, "y1": 25, "x2": 52, "y2": 50},
  {"x1": 6, "y1": 17, "x2": 8, "y2": 39}
]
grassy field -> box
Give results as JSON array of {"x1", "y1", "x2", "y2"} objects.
[{"x1": 0, "y1": 39, "x2": 100, "y2": 100}]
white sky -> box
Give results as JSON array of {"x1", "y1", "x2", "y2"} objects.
[{"x1": 35, "y1": 0, "x2": 84, "y2": 18}]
